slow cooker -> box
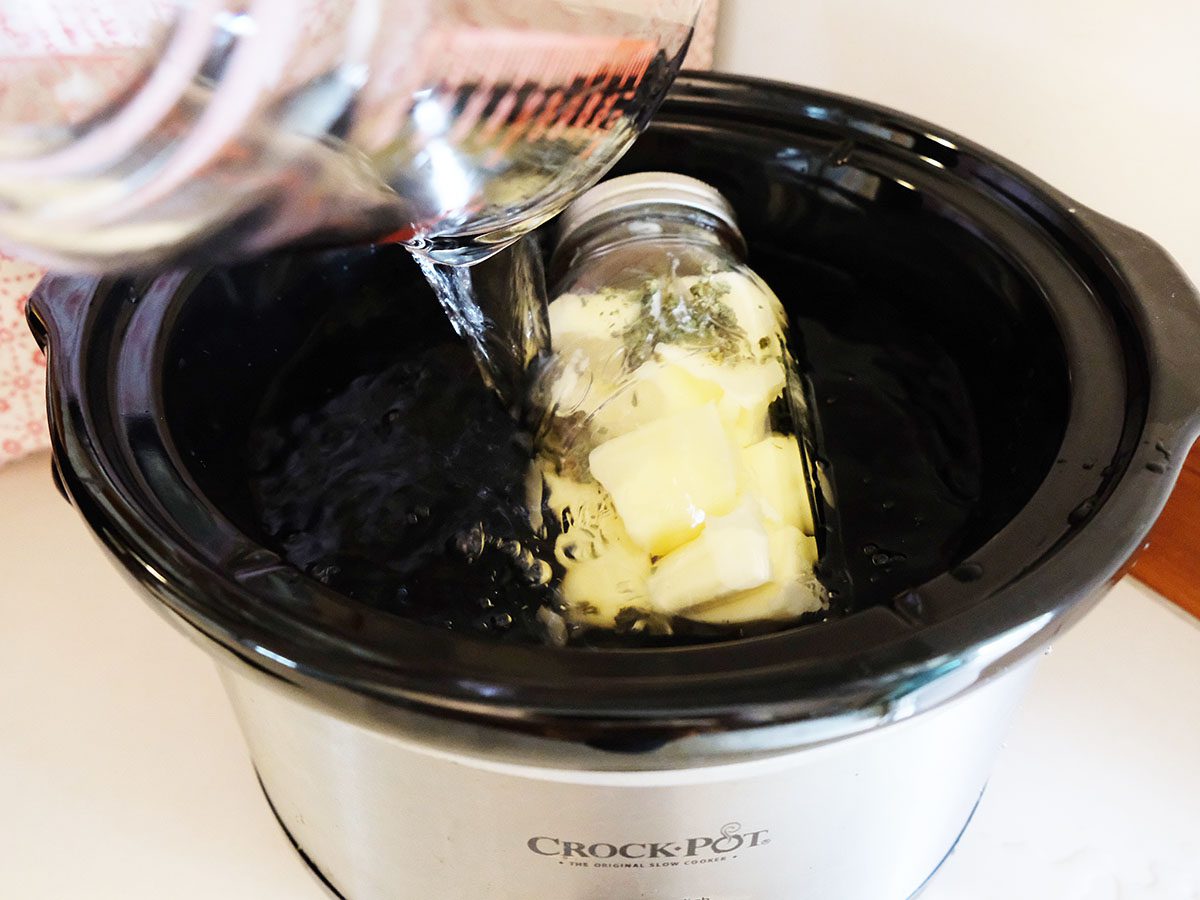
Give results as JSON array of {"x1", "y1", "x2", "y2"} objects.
[{"x1": 28, "y1": 73, "x2": 1200, "y2": 899}]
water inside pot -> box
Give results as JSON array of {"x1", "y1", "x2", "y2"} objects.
[{"x1": 163, "y1": 133, "x2": 1069, "y2": 649}]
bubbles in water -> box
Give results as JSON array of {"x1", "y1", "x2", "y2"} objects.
[
  {"x1": 537, "y1": 606, "x2": 569, "y2": 647},
  {"x1": 310, "y1": 562, "x2": 341, "y2": 584},
  {"x1": 895, "y1": 591, "x2": 923, "y2": 618},
  {"x1": 864, "y1": 544, "x2": 906, "y2": 567},
  {"x1": 476, "y1": 610, "x2": 514, "y2": 632},
  {"x1": 555, "y1": 537, "x2": 580, "y2": 565},
  {"x1": 378, "y1": 408, "x2": 403, "y2": 436},
  {"x1": 456, "y1": 524, "x2": 486, "y2": 563},
  {"x1": 528, "y1": 558, "x2": 554, "y2": 586}
]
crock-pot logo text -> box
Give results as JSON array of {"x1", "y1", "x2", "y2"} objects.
[{"x1": 528, "y1": 822, "x2": 769, "y2": 866}]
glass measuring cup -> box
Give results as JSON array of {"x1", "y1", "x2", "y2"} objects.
[{"x1": 0, "y1": 0, "x2": 701, "y2": 271}]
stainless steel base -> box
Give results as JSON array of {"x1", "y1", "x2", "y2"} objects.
[{"x1": 221, "y1": 658, "x2": 1035, "y2": 900}]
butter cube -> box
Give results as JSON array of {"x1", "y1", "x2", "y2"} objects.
[
  {"x1": 719, "y1": 358, "x2": 787, "y2": 409},
  {"x1": 656, "y1": 343, "x2": 786, "y2": 408},
  {"x1": 541, "y1": 468, "x2": 607, "y2": 521},
  {"x1": 539, "y1": 471, "x2": 642, "y2": 568},
  {"x1": 722, "y1": 396, "x2": 772, "y2": 448},
  {"x1": 712, "y1": 362, "x2": 785, "y2": 446},
  {"x1": 714, "y1": 272, "x2": 787, "y2": 357},
  {"x1": 585, "y1": 408, "x2": 734, "y2": 561},
  {"x1": 685, "y1": 524, "x2": 823, "y2": 624},
  {"x1": 543, "y1": 290, "x2": 642, "y2": 419},
  {"x1": 588, "y1": 403, "x2": 739, "y2": 556},
  {"x1": 589, "y1": 360, "x2": 722, "y2": 441},
  {"x1": 647, "y1": 499, "x2": 772, "y2": 614},
  {"x1": 561, "y1": 537, "x2": 653, "y2": 627},
  {"x1": 654, "y1": 344, "x2": 785, "y2": 446},
  {"x1": 685, "y1": 577, "x2": 821, "y2": 624},
  {"x1": 541, "y1": 471, "x2": 653, "y2": 626},
  {"x1": 741, "y1": 434, "x2": 815, "y2": 535},
  {"x1": 548, "y1": 290, "x2": 640, "y2": 348},
  {"x1": 767, "y1": 522, "x2": 820, "y2": 578}
]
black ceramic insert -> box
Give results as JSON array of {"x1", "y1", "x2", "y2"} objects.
[{"x1": 28, "y1": 74, "x2": 1200, "y2": 737}]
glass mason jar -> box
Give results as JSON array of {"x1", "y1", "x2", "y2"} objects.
[
  {"x1": 528, "y1": 172, "x2": 825, "y2": 642},
  {"x1": 0, "y1": 0, "x2": 700, "y2": 271}
]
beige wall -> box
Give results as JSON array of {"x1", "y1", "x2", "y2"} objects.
[{"x1": 715, "y1": 0, "x2": 1200, "y2": 283}]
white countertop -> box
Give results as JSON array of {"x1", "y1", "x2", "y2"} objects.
[{"x1": 2, "y1": 450, "x2": 1199, "y2": 899}]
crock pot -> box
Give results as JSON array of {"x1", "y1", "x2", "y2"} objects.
[{"x1": 28, "y1": 73, "x2": 1200, "y2": 899}]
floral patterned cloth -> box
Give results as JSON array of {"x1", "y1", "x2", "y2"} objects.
[
  {"x1": 0, "y1": 255, "x2": 50, "y2": 464},
  {"x1": 685, "y1": 0, "x2": 719, "y2": 69}
]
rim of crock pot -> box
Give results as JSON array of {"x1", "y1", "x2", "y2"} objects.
[{"x1": 29, "y1": 73, "x2": 1200, "y2": 748}]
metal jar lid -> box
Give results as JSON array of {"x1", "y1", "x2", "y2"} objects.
[{"x1": 557, "y1": 171, "x2": 740, "y2": 244}]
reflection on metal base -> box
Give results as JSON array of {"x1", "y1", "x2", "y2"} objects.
[
  {"x1": 257, "y1": 772, "x2": 348, "y2": 900},
  {"x1": 256, "y1": 769, "x2": 987, "y2": 900},
  {"x1": 908, "y1": 785, "x2": 987, "y2": 899}
]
